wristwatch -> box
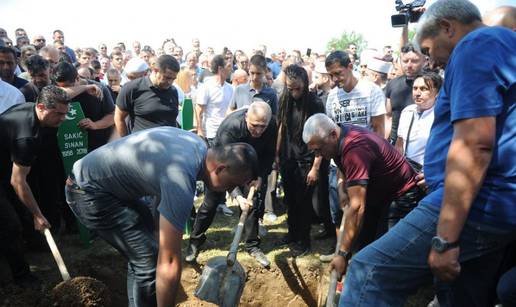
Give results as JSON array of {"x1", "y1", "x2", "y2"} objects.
[
  {"x1": 337, "y1": 249, "x2": 352, "y2": 261},
  {"x1": 431, "y1": 236, "x2": 459, "y2": 253}
]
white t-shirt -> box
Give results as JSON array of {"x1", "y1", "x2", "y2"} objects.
[
  {"x1": 325, "y1": 79, "x2": 386, "y2": 129},
  {"x1": 174, "y1": 84, "x2": 185, "y2": 126},
  {"x1": 0, "y1": 79, "x2": 25, "y2": 114},
  {"x1": 397, "y1": 104, "x2": 435, "y2": 166},
  {"x1": 196, "y1": 78, "x2": 233, "y2": 139}
]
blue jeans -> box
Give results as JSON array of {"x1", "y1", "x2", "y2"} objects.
[
  {"x1": 340, "y1": 204, "x2": 516, "y2": 307},
  {"x1": 65, "y1": 182, "x2": 158, "y2": 307},
  {"x1": 498, "y1": 266, "x2": 516, "y2": 306}
]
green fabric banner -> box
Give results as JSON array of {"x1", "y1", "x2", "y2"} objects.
[{"x1": 57, "y1": 102, "x2": 88, "y2": 175}]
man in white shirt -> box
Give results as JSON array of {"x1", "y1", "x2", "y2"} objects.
[
  {"x1": 0, "y1": 78, "x2": 25, "y2": 114},
  {"x1": 195, "y1": 55, "x2": 233, "y2": 141}
]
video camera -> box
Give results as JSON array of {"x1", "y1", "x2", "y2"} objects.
[{"x1": 391, "y1": 0, "x2": 426, "y2": 28}]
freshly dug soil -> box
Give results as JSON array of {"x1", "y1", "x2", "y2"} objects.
[{"x1": 52, "y1": 277, "x2": 111, "y2": 307}]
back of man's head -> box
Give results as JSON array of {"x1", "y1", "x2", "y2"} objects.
[
  {"x1": 248, "y1": 100, "x2": 272, "y2": 123},
  {"x1": 211, "y1": 143, "x2": 259, "y2": 179},
  {"x1": 155, "y1": 54, "x2": 180, "y2": 73},
  {"x1": 53, "y1": 61, "x2": 78, "y2": 84}
]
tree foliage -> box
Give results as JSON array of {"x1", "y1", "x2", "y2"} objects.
[{"x1": 326, "y1": 31, "x2": 368, "y2": 54}]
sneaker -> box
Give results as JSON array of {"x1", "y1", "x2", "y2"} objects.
[
  {"x1": 290, "y1": 241, "x2": 310, "y2": 257},
  {"x1": 217, "y1": 203, "x2": 234, "y2": 216},
  {"x1": 427, "y1": 296, "x2": 440, "y2": 307},
  {"x1": 263, "y1": 212, "x2": 278, "y2": 223},
  {"x1": 249, "y1": 249, "x2": 270, "y2": 268}
]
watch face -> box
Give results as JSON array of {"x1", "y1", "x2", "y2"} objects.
[{"x1": 431, "y1": 237, "x2": 445, "y2": 252}]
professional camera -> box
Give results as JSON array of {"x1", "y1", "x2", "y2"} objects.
[{"x1": 391, "y1": 0, "x2": 426, "y2": 27}]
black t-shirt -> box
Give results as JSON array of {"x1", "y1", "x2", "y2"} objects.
[
  {"x1": 20, "y1": 82, "x2": 40, "y2": 102},
  {"x1": 10, "y1": 75, "x2": 29, "y2": 89},
  {"x1": 74, "y1": 92, "x2": 115, "y2": 151},
  {"x1": 116, "y1": 76, "x2": 178, "y2": 133},
  {"x1": 0, "y1": 103, "x2": 57, "y2": 184},
  {"x1": 215, "y1": 109, "x2": 277, "y2": 178},
  {"x1": 282, "y1": 92, "x2": 325, "y2": 162},
  {"x1": 385, "y1": 75, "x2": 414, "y2": 143}
]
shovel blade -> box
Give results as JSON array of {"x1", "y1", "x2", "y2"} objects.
[{"x1": 195, "y1": 256, "x2": 246, "y2": 307}]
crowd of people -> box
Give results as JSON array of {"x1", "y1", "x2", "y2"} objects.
[{"x1": 0, "y1": 0, "x2": 515, "y2": 306}]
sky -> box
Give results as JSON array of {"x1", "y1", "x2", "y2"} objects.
[{"x1": 1, "y1": 0, "x2": 514, "y2": 56}]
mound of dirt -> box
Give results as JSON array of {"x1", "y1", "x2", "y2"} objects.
[{"x1": 52, "y1": 277, "x2": 111, "y2": 307}]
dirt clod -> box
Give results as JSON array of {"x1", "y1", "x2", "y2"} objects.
[{"x1": 52, "y1": 277, "x2": 111, "y2": 307}]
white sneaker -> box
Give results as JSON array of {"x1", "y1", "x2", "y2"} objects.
[
  {"x1": 263, "y1": 212, "x2": 278, "y2": 223},
  {"x1": 217, "y1": 203, "x2": 234, "y2": 216},
  {"x1": 427, "y1": 296, "x2": 440, "y2": 307}
]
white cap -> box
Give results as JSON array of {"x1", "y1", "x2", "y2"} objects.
[
  {"x1": 314, "y1": 61, "x2": 328, "y2": 74},
  {"x1": 367, "y1": 57, "x2": 392, "y2": 74},
  {"x1": 124, "y1": 58, "x2": 149, "y2": 74}
]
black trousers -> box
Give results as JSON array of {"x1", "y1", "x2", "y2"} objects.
[
  {"x1": 311, "y1": 159, "x2": 332, "y2": 232},
  {"x1": 0, "y1": 185, "x2": 30, "y2": 280},
  {"x1": 280, "y1": 159, "x2": 320, "y2": 246},
  {"x1": 189, "y1": 183, "x2": 266, "y2": 252}
]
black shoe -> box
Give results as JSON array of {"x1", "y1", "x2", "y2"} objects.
[
  {"x1": 14, "y1": 273, "x2": 42, "y2": 290},
  {"x1": 249, "y1": 249, "x2": 270, "y2": 268},
  {"x1": 313, "y1": 229, "x2": 334, "y2": 240},
  {"x1": 275, "y1": 234, "x2": 293, "y2": 247},
  {"x1": 290, "y1": 241, "x2": 310, "y2": 257},
  {"x1": 185, "y1": 236, "x2": 206, "y2": 263}
]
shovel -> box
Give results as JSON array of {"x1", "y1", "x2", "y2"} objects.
[
  {"x1": 326, "y1": 214, "x2": 346, "y2": 307},
  {"x1": 195, "y1": 187, "x2": 255, "y2": 307},
  {"x1": 44, "y1": 228, "x2": 71, "y2": 281}
]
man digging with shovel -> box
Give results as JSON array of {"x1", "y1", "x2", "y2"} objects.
[
  {"x1": 186, "y1": 101, "x2": 277, "y2": 268},
  {"x1": 65, "y1": 127, "x2": 258, "y2": 307}
]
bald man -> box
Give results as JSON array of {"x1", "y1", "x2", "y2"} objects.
[
  {"x1": 231, "y1": 69, "x2": 249, "y2": 87},
  {"x1": 186, "y1": 101, "x2": 277, "y2": 267},
  {"x1": 484, "y1": 5, "x2": 516, "y2": 30}
]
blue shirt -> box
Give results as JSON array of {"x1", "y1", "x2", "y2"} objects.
[
  {"x1": 73, "y1": 127, "x2": 207, "y2": 232},
  {"x1": 421, "y1": 26, "x2": 516, "y2": 228}
]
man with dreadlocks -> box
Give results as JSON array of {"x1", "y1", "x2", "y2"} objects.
[{"x1": 275, "y1": 64, "x2": 326, "y2": 257}]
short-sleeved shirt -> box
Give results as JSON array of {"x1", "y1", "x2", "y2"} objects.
[
  {"x1": 196, "y1": 78, "x2": 233, "y2": 139},
  {"x1": 229, "y1": 83, "x2": 278, "y2": 115},
  {"x1": 397, "y1": 104, "x2": 434, "y2": 166},
  {"x1": 72, "y1": 127, "x2": 208, "y2": 231},
  {"x1": 326, "y1": 79, "x2": 386, "y2": 129},
  {"x1": 0, "y1": 103, "x2": 57, "y2": 184},
  {"x1": 422, "y1": 26, "x2": 516, "y2": 228},
  {"x1": 215, "y1": 109, "x2": 277, "y2": 178},
  {"x1": 385, "y1": 75, "x2": 415, "y2": 142},
  {"x1": 19, "y1": 82, "x2": 40, "y2": 103},
  {"x1": 116, "y1": 76, "x2": 179, "y2": 133},
  {"x1": 74, "y1": 92, "x2": 115, "y2": 151},
  {"x1": 335, "y1": 124, "x2": 417, "y2": 206},
  {"x1": 0, "y1": 79, "x2": 25, "y2": 114}
]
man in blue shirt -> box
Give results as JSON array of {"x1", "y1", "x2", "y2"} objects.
[{"x1": 337, "y1": 1, "x2": 516, "y2": 306}]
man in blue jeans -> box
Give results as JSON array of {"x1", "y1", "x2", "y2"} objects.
[
  {"x1": 66, "y1": 127, "x2": 258, "y2": 307},
  {"x1": 328, "y1": 0, "x2": 516, "y2": 306}
]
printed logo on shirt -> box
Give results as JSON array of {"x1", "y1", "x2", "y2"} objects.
[{"x1": 333, "y1": 95, "x2": 368, "y2": 126}]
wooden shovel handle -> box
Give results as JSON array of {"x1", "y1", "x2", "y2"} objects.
[
  {"x1": 326, "y1": 213, "x2": 346, "y2": 307},
  {"x1": 227, "y1": 186, "x2": 255, "y2": 266},
  {"x1": 44, "y1": 228, "x2": 71, "y2": 281}
]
